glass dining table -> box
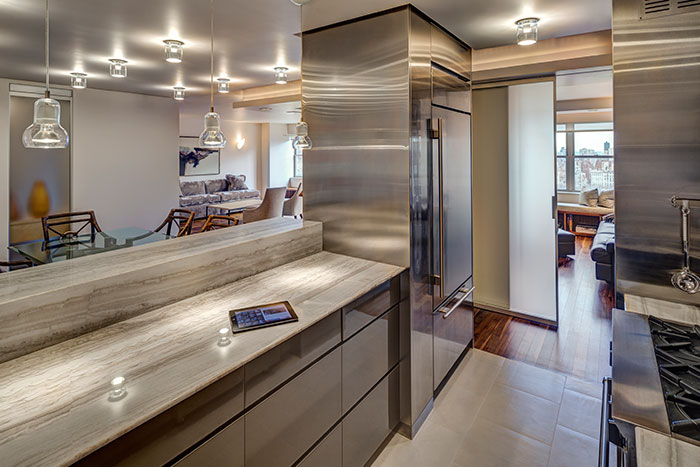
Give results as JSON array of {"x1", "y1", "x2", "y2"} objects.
[{"x1": 9, "y1": 227, "x2": 172, "y2": 265}]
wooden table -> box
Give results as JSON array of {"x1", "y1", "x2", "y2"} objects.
[{"x1": 205, "y1": 198, "x2": 262, "y2": 217}]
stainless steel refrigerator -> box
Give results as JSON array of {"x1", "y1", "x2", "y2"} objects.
[{"x1": 302, "y1": 5, "x2": 473, "y2": 436}]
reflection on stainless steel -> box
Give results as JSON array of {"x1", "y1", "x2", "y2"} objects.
[
  {"x1": 613, "y1": 0, "x2": 700, "y2": 305},
  {"x1": 670, "y1": 197, "x2": 700, "y2": 294},
  {"x1": 302, "y1": 6, "x2": 472, "y2": 437}
]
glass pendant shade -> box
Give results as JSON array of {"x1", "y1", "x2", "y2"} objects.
[
  {"x1": 70, "y1": 72, "x2": 87, "y2": 89},
  {"x1": 198, "y1": 111, "x2": 227, "y2": 148},
  {"x1": 217, "y1": 78, "x2": 230, "y2": 93},
  {"x1": 292, "y1": 121, "x2": 312, "y2": 150},
  {"x1": 163, "y1": 40, "x2": 184, "y2": 63},
  {"x1": 516, "y1": 18, "x2": 539, "y2": 46},
  {"x1": 109, "y1": 59, "x2": 128, "y2": 78},
  {"x1": 274, "y1": 67, "x2": 288, "y2": 84},
  {"x1": 22, "y1": 97, "x2": 69, "y2": 149},
  {"x1": 173, "y1": 87, "x2": 185, "y2": 100}
]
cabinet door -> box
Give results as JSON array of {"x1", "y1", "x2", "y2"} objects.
[
  {"x1": 297, "y1": 425, "x2": 342, "y2": 467},
  {"x1": 174, "y1": 417, "x2": 243, "y2": 467},
  {"x1": 433, "y1": 278, "x2": 473, "y2": 390}
]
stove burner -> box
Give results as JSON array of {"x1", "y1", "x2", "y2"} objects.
[{"x1": 649, "y1": 316, "x2": 700, "y2": 442}]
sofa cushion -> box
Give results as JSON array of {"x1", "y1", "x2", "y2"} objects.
[
  {"x1": 591, "y1": 222, "x2": 615, "y2": 264},
  {"x1": 225, "y1": 174, "x2": 248, "y2": 190},
  {"x1": 204, "y1": 193, "x2": 222, "y2": 203},
  {"x1": 180, "y1": 180, "x2": 206, "y2": 196},
  {"x1": 599, "y1": 190, "x2": 614, "y2": 209},
  {"x1": 219, "y1": 189, "x2": 260, "y2": 202},
  {"x1": 204, "y1": 178, "x2": 228, "y2": 194},
  {"x1": 578, "y1": 188, "x2": 599, "y2": 207},
  {"x1": 179, "y1": 194, "x2": 208, "y2": 207}
]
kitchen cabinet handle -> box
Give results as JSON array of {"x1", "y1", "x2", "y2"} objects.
[{"x1": 438, "y1": 286, "x2": 475, "y2": 319}]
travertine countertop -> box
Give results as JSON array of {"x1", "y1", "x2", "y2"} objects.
[
  {"x1": 625, "y1": 294, "x2": 700, "y2": 326},
  {"x1": 636, "y1": 427, "x2": 700, "y2": 467},
  {"x1": 0, "y1": 251, "x2": 404, "y2": 467}
]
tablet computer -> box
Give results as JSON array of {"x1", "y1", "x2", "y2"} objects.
[{"x1": 228, "y1": 301, "x2": 298, "y2": 333}]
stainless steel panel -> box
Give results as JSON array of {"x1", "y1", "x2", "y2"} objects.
[
  {"x1": 431, "y1": 106, "x2": 473, "y2": 307},
  {"x1": 611, "y1": 309, "x2": 670, "y2": 434},
  {"x1": 245, "y1": 347, "x2": 342, "y2": 467},
  {"x1": 433, "y1": 278, "x2": 474, "y2": 390},
  {"x1": 432, "y1": 66, "x2": 470, "y2": 113},
  {"x1": 342, "y1": 367, "x2": 400, "y2": 467},
  {"x1": 302, "y1": 9, "x2": 411, "y2": 267},
  {"x1": 244, "y1": 311, "x2": 341, "y2": 407},
  {"x1": 431, "y1": 25, "x2": 471, "y2": 80},
  {"x1": 342, "y1": 305, "x2": 400, "y2": 412},
  {"x1": 76, "y1": 368, "x2": 244, "y2": 467},
  {"x1": 342, "y1": 277, "x2": 400, "y2": 339},
  {"x1": 613, "y1": 0, "x2": 700, "y2": 306},
  {"x1": 174, "y1": 417, "x2": 244, "y2": 467},
  {"x1": 297, "y1": 425, "x2": 342, "y2": 467}
]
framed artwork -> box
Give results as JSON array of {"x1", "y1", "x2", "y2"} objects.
[{"x1": 179, "y1": 136, "x2": 220, "y2": 176}]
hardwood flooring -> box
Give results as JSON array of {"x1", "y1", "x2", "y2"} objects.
[{"x1": 474, "y1": 236, "x2": 614, "y2": 383}]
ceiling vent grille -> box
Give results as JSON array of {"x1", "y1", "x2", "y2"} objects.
[{"x1": 641, "y1": 0, "x2": 700, "y2": 18}]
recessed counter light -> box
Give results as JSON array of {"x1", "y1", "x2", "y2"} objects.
[
  {"x1": 173, "y1": 86, "x2": 185, "y2": 100},
  {"x1": 109, "y1": 59, "x2": 128, "y2": 78},
  {"x1": 218, "y1": 327, "x2": 231, "y2": 346},
  {"x1": 163, "y1": 39, "x2": 184, "y2": 63},
  {"x1": 109, "y1": 376, "x2": 127, "y2": 401},
  {"x1": 516, "y1": 18, "x2": 539, "y2": 46},
  {"x1": 274, "y1": 66, "x2": 288, "y2": 84},
  {"x1": 217, "y1": 78, "x2": 230, "y2": 93},
  {"x1": 70, "y1": 72, "x2": 87, "y2": 89}
]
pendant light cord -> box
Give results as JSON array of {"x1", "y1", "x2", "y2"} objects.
[
  {"x1": 209, "y1": 0, "x2": 214, "y2": 112},
  {"x1": 45, "y1": 0, "x2": 50, "y2": 97}
]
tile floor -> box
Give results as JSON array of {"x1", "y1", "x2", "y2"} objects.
[{"x1": 372, "y1": 349, "x2": 611, "y2": 467}]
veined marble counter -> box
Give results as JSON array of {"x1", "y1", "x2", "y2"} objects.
[
  {"x1": 0, "y1": 251, "x2": 404, "y2": 467},
  {"x1": 625, "y1": 294, "x2": 700, "y2": 326},
  {"x1": 636, "y1": 427, "x2": 700, "y2": 467}
]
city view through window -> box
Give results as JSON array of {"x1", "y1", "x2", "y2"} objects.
[{"x1": 557, "y1": 127, "x2": 614, "y2": 191}]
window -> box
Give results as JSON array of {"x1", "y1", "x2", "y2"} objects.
[
  {"x1": 556, "y1": 123, "x2": 614, "y2": 192},
  {"x1": 294, "y1": 149, "x2": 303, "y2": 177}
]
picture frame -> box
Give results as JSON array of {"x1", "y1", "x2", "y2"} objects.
[{"x1": 179, "y1": 136, "x2": 221, "y2": 176}]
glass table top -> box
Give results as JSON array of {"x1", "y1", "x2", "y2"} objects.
[{"x1": 9, "y1": 227, "x2": 172, "y2": 265}]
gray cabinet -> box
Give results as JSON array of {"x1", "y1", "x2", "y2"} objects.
[
  {"x1": 342, "y1": 277, "x2": 400, "y2": 339},
  {"x1": 297, "y1": 425, "x2": 342, "y2": 467},
  {"x1": 174, "y1": 417, "x2": 244, "y2": 467}
]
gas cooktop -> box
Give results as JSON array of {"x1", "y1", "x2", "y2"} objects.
[{"x1": 649, "y1": 316, "x2": 700, "y2": 442}]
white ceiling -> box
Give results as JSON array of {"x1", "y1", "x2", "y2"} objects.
[
  {"x1": 0, "y1": 0, "x2": 612, "y2": 102},
  {"x1": 556, "y1": 68, "x2": 613, "y2": 101}
]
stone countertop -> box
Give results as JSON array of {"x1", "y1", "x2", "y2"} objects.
[
  {"x1": 636, "y1": 427, "x2": 700, "y2": 467},
  {"x1": 625, "y1": 294, "x2": 700, "y2": 326},
  {"x1": 0, "y1": 251, "x2": 405, "y2": 467}
]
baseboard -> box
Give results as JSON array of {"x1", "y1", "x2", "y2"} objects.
[{"x1": 475, "y1": 302, "x2": 558, "y2": 328}]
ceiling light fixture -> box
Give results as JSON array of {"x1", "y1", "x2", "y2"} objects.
[
  {"x1": 198, "y1": 0, "x2": 226, "y2": 148},
  {"x1": 70, "y1": 72, "x2": 87, "y2": 89},
  {"x1": 292, "y1": 122, "x2": 312, "y2": 152},
  {"x1": 163, "y1": 39, "x2": 184, "y2": 63},
  {"x1": 274, "y1": 66, "x2": 289, "y2": 85},
  {"x1": 217, "y1": 78, "x2": 230, "y2": 93},
  {"x1": 109, "y1": 58, "x2": 128, "y2": 78},
  {"x1": 516, "y1": 18, "x2": 539, "y2": 46},
  {"x1": 23, "y1": 0, "x2": 68, "y2": 149},
  {"x1": 173, "y1": 86, "x2": 185, "y2": 100}
]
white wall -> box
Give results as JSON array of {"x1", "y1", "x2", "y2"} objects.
[
  {"x1": 72, "y1": 88, "x2": 180, "y2": 231},
  {"x1": 269, "y1": 123, "x2": 294, "y2": 188},
  {"x1": 179, "y1": 116, "x2": 261, "y2": 190}
]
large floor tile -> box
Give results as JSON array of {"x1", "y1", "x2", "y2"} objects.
[
  {"x1": 497, "y1": 359, "x2": 566, "y2": 403},
  {"x1": 445, "y1": 349, "x2": 505, "y2": 399},
  {"x1": 565, "y1": 377, "x2": 603, "y2": 400},
  {"x1": 548, "y1": 425, "x2": 598, "y2": 467},
  {"x1": 477, "y1": 383, "x2": 560, "y2": 445},
  {"x1": 430, "y1": 383, "x2": 488, "y2": 433},
  {"x1": 557, "y1": 389, "x2": 601, "y2": 439},
  {"x1": 452, "y1": 418, "x2": 551, "y2": 467}
]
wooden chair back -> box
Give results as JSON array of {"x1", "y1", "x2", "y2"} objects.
[
  {"x1": 41, "y1": 211, "x2": 102, "y2": 242},
  {"x1": 202, "y1": 214, "x2": 240, "y2": 232},
  {"x1": 154, "y1": 209, "x2": 195, "y2": 237},
  {"x1": 242, "y1": 187, "x2": 286, "y2": 224},
  {"x1": 283, "y1": 183, "x2": 303, "y2": 218},
  {"x1": 0, "y1": 260, "x2": 33, "y2": 273}
]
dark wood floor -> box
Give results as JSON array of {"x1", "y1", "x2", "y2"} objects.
[{"x1": 474, "y1": 236, "x2": 614, "y2": 382}]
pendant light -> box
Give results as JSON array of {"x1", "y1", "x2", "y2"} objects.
[
  {"x1": 290, "y1": 0, "x2": 312, "y2": 152},
  {"x1": 199, "y1": 0, "x2": 226, "y2": 148},
  {"x1": 23, "y1": 0, "x2": 69, "y2": 149}
]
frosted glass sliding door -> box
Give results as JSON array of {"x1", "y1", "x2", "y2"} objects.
[{"x1": 508, "y1": 81, "x2": 557, "y2": 322}]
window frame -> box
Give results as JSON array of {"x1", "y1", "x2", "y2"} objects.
[{"x1": 556, "y1": 123, "x2": 614, "y2": 192}]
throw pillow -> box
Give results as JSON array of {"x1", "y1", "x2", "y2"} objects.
[
  {"x1": 598, "y1": 190, "x2": 615, "y2": 209},
  {"x1": 225, "y1": 174, "x2": 248, "y2": 191},
  {"x1": 578, "y1": 188, "x2": 599, "y2": 207},
  {"x1": 180, "y1": 180, "x2": 205, "y2": 196}
]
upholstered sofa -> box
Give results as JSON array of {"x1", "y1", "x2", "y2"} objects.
[
  {"x1": 179, "y1": 175, "x2": 260, "y2": 219},
  {"x1": 590, "y1": 220, "x2": 615, "y2": 284}
]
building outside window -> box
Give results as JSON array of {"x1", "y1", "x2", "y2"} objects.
[{"x1": 556, "y1": 122, "x2": 613, "y2": 192}]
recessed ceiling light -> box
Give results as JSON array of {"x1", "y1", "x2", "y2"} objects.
[
  {"x1": 70, "y1": 72, "x2": 87, "y2": 89},
  {"x1": 274, "y1": 66, "x2": 288, "y2": 85},
  {"x1": 173, "y1": 86, "x2": 185, "y2": 100},
  {"x1": 108, "y1": 59, "x2": 128, "y2": 78},
  {"x1": 217, "y1": 78, "x2": 230, "y2": 93},
  {"x1": 163, "y1": 40, "x2": 184, "y2": 63},
  {"x1": 286, "y1": 110, "x2": 302, "y2": 114},
  {"x1": 289, "y1": 0, "x2": 312, "y2": 5},
  {"x1": 515, "y1": 18, "x2": 539, "y2": 46},
  {"x1": 258, "y1": 107, "x2": 273, "y2": 111}
]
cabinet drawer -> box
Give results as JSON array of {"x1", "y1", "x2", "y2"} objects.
[
  {"x1": 343, "y1": 276, "x2": 400, "y2": 340},
  {"x1": 297, "y1": 424, "x2": 342, "y2": 467},
  {"x1": 342, "y1": 305, "x2": 399, "y2": 412},
  {"x1": 245, "y1": 311, "x2": 341, "y2": 407},
  {"x1": 245, "y1": 347, "x2": 342, "y2": 467},
  {"x1": 174, "y1": 416, "x2": 243, "y2": 467},
  {"x1": 342, "y1": 366, "x2": 400, "y2": 467}
]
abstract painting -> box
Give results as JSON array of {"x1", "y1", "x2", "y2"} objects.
[{"x1": 179, "y1": 136, "x2": 220, "y2": 176}]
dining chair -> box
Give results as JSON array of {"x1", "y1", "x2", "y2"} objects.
[
  {"x1": 154, "y1": 209, "x2": 195, "y2": 237},
  {"x1": 202, "y1": 214, "x2": 240, "y2": 232},
  {"x1": 0, "y1": 260, "x2": 33, "y2": 273},
  {"x1": 283, "y1": 183, "x2": 303, "y2": 219},
  {"x1": 242, "y1": 187, "x2": 286, "y2": 224},
  {"x1": 41, "y1": 211, "x2": 102, "y2": 242}
]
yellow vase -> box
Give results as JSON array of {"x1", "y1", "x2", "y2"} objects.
[{"x1": 28, "y1": 180, "x2": 51, "y2": 218}]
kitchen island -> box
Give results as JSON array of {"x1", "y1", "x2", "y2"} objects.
[{"x1": 0, "y1": 219, "x2": 406, "y2": 466}]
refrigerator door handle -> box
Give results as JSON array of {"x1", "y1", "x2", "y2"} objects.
[
  {"x1": 437, "y1": 286, "x2": 475, "y2": 319},
  {"x1": 434, "y1": 117, "x2": 445, "y2": 298}
]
